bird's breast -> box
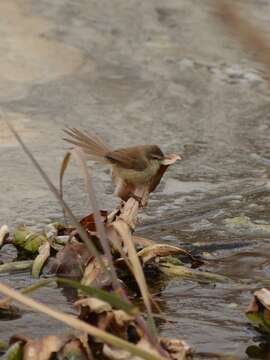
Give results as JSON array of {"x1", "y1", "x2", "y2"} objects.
[{"x1": 112, "y1": 160, "x2": 160, "y2": 186}]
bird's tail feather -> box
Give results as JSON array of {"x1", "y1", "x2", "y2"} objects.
[{"x1": 63, "y1": 128, "x2": 112, "y2": 162}]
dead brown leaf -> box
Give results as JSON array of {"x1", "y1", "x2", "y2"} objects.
[
  {"x1": 75, "y1": 296, "x2": 141, "y2": 350},
  {"x1": 81, "y1": 256, "x2": 112, "y2": 289},
  {"x1": 80, "y1": 211, "x2": 108, "y2": 233},
  {"x1": 160, "y1": 338, "x2": 192, "y2": 360},
  {"x1": 246, "y1": 288, "x2": 270, "y2": 315},
  {"x1": 23, "y1": 335, "x2": 65, "y2": 360},
  {"x1": 58, "y1": 338, "x2": 89, "y2": 359},
  {"x1": 246, "y1": 288, "x2": 270, "y2": 335},
  {"x1": 8, "y1": 334, "x2": 91, "y2": 360},
  {"x1": 0, "y1": 225, "x2": 9, "y2": 248},
  {"x1": 137, "y1": 244, "x2": 195, "y2": 265},
  {"x1": 132, "y1": 236, "x2": 155, "y2": 247},
  {"x1": 46, "y1": 240, "x2": 92, "y2": 278},
  {"x1": 32, "y1": 241, "x2": 51, "y2": 277}
]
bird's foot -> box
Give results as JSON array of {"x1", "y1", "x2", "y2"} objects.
[{"x1": 129, "y1": 193, "x2": 144, "y2": 207}]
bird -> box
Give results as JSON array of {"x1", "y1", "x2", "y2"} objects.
[{"x1": 63, "y1": 128, "x2": 181, "y2": 203}]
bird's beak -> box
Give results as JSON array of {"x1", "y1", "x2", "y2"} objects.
[{"x1": 161, "y1": 154, "x2": 182, "y2": 165}]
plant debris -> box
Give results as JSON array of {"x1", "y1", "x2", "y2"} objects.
[
  {"x1": 0, "y1": 225, "x2": 9, "y2": 248},
  {"x1": 0, "y1": 122, "x2": 234, "y2": 360},
  {"x1": 246, "y1": 288, "x2": 270, "y2": 335}
]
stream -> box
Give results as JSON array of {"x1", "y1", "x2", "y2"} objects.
[{"x1": 1, "y1": 0, "x2": 270, "y2": 358}]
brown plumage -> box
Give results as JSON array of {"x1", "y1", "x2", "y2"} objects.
[{"x1": 63, "y1": 128, "x2": 179, "y2": 201}]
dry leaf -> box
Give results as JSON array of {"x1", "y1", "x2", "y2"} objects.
[
  {"x1": 80, "y1": 211, "x2": 108, "y2": 233},
  {"x1": 23, "y1": 335, "x2": 64, "y2": 360},
  {"x1": 253, "y1": 288, "x2": 270, "y2": 310},
  {"x1": 160, "y1": 337, "x2": 192, "y2": 360},
  {"x1": 46, "y1": 240, "x2": 92, "y2": 278},
  {"x1": 132, "y1": 236, "x2": 155, "y2": 247},
  {"x1": 58, "y1": 338, "x2": 89, "y2": 359},
  {"x1": 75, "y1": 296, "x2": 140, "y2": 352},
  {"x1": 75, "y1": 297, "x2": 112, "y2": 314},
  {"x1": 246, "y1": 288, "x2": 270, "y2": 334},
  {"x1": 7, "y1": 334, "x2": 90, "y2": 360},
  {"x1": 0, "y1": 225, "x2": 9, "y2": 248},
  {"x1": 81, "y1": 256, "x2": 111, "y2": 288},
  {"x1": 32, "y1": 241, "x2": 51, "y2": 278},
  {"x1": 137, "y1": 244, "x2": 194, "y2": 264},
  {"x1": 0, "y1": 302, "x2": 21, "y2": 320}
]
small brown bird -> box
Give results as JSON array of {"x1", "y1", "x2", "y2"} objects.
[{"x1": 64, "y1": 128, "x2": 181, "y2": 202}]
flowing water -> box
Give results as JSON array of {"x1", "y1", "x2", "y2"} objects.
[{"x1": 1, "y1": 0, "x2": 270, "y2": 358}]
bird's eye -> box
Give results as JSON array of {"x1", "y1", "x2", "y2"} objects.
[{"x1": 151, "y1": 154, "x2": 163, "y2": 160}]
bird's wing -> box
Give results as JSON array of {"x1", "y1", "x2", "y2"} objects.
[{"x1": 105, "y1": 146, "x2": 149, "y2": 171}]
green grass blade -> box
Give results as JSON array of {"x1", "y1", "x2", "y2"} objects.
[{"x1": 57, "y1": 277, "x2": 138, "y2": 315}]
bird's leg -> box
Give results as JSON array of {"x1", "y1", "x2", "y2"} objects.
[
  {"x1": 131, "y1": 186, "x2": 149, "y2": 208},
  {"x1": 128, "y1": 192, "x2": 143, "y2": 207}
]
